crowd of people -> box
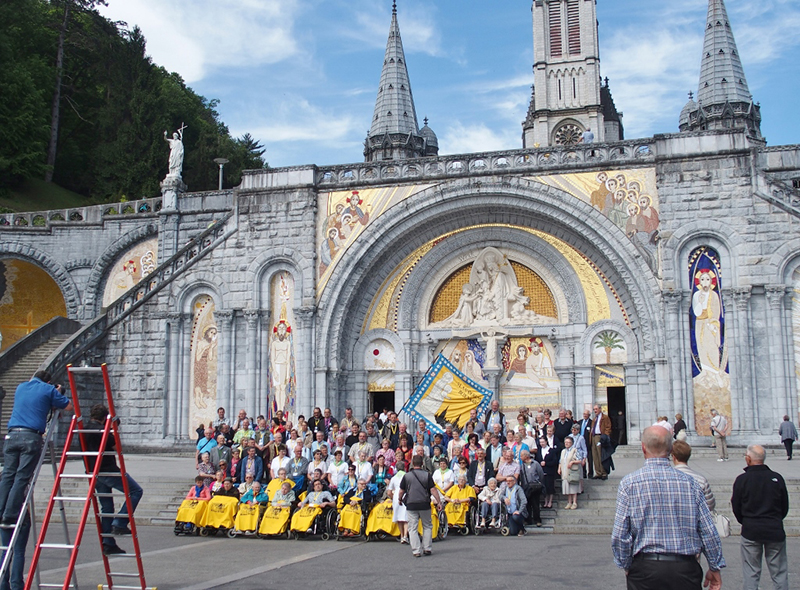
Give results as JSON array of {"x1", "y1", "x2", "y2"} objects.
[{"x1": 188, "y1": 401, "x2": 617, "y2": 536}]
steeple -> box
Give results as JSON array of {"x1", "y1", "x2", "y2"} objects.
[
  {"x1": 679, "y1": 0, "x2": 762, "y2": 138},
  {"x1": 364, "y1": 1, "x2": 437, "y2": 162}
]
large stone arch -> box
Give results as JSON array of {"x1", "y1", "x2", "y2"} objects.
[
  {"x1": 170, "y1": 272, "x2": 228, "y2": 313},
  {"x1": 0, "y1": 241, "x2": 81, "y2": 318},
  {"x1": 247, "y1": 247, "x2": 314, "y2": 308},
  {"x1": 84, "y1": 223, "x2": 159, "y2": 315},
  {"x1": 665, "y1": 220, "x2": 743, "y2": 290},
  {"x1": 578, "y1": 319, "x2": 640, "y2": 366},
  {"x1": 316, "y1": 176, "x2": 664, "y2": 408}
]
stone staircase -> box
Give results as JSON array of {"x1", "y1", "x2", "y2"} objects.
[{"x1": 0, "y1": 335, "x2": 70, "y2": 429}]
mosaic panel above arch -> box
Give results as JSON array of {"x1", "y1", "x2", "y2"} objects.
[{"x1": 101, "y1": 237, "x2": 159, "y2": 308}]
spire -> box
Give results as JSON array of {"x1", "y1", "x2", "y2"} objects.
[
  {"x1": 364, "y1": 2, "x2": 435, "y2": 161},
  {"x1": 368, "y1": 2, "x2": 419, "y2": 138},
  {"x1": 697, "y1": 0, "x2": 752, "y2": 105},
  {"x1": 678, "y1": 0, "x2": 762, "y2": 139}
]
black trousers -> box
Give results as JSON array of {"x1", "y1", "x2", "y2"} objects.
[
  {"x1": 522, "y1": 486, "x2": 541, "y2": 524},
  {"x1": 783, "y1": 439, "x2": 793, "y2": 459},
  {"x1": 626, "y1": 555, "x2": 703, "y2": 590}
]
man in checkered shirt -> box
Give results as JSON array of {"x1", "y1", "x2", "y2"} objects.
[{"x1": 612, "y1": 426, "x2": 725, "y2": 590}]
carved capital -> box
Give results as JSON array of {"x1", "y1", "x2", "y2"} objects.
[
  {"x1": 765, "y1": 285, "x2": 788, "y2": 309},
  {"x1": 661, "y1": 290, "x2": 683, "y2": 312},
  {"x1": 243, "y1": 309, "x2": 260, "y2": 328},
  {"x1": 730, "y1": 287, "x2": 752, "y2": 311},
  {"x1": 294, "y1": 306, "x2": 316, "y2": 329},
  {"x1": 216, "y1": 309, "x2": 235, "y2": 327},
  {"x1": 166, "y1": 312, "x2": 182, "y2": 321}
]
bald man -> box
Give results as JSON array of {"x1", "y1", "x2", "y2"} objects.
[
  {"x1": 612, "y1": 426, "x2": 724, "y2": 590},
  {"x1": 732, "y1": 444, "x2": 789, "y2": 590}
]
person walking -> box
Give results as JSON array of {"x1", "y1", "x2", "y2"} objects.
[
  {"x1": 398, "y1": 455, "x2": 442, "y2": 558},
  {"x1": 778, "y1": 415, "x2": 797, "y2": 460},
  {"x1": 612, "y1": 426, "x2": 724, "y2": 590},
  {"x1": 710, "y1": 409, "x2": 729, "y2": 461},
  {"x1": 590, "y1": 404, "x2": 611, "y2": 479},
  {"x1": 732, "y1": 444, "x2": 790, "y2": 590}
]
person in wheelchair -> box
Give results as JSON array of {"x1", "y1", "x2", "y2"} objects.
[
  {"x1": 214, "y1": 477, "x2": 240, "y2": 500},
  {"x1": 477, "y1": 477, "x2": 503, "y2": 528},
  {"x1": 444, "y1": 474, "x2": 476, "y2": 529},
  {"x1": 291, "y1": 479, "x2": 336, "y2": 537},
  {"x1": 467, "y1": 447, "x2": 495, "y2": 495},
  {"x1": 266, "y1": 467, "x2": 295, "y2": 499},
  {"x1": 300, "y1": 479, "x2": 336, "y2": 509},
  {"x1": 499, "y1": 475, "x2": 528, "y2": 536},
  {"x1": 240, "y1": 481, "x2": 269, "y2": 506},
  {"x1": 272, "y1": 481, "x2": 296, "y2": 508},
  {"x1": 339, "y1": 479, "x2": 372, "y2": 537}
]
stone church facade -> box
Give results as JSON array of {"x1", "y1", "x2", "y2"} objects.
[{"x1": 1, "y1": 0, "x2": 799, "y2": 448}]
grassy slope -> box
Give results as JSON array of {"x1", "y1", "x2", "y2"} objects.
[{"x1": 0, "y1": 178, "x2": 104, "y2": 213}]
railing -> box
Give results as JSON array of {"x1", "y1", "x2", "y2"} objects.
[
  {"x1": 756, "y1": 178, "x2": 800, "y2": 219},
  {"x1": 0, "y1": 196, "x2": 163, "y2": 229},
  {"x1": 39, "y1": 210, "x2": 237, "y2": 379}
]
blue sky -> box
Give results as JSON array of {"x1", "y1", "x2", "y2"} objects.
[{"x1": 101, "y1": 0, "x2": 800, "y2": 169}]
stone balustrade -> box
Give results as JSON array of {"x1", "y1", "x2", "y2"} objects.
[{"x1": 0, "y1": 196, "x2": 163, "y2": 229}]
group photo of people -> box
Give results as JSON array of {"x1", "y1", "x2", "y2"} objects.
[{"x1": 178, "y1": 402, "x2": 614, "y2": 542}]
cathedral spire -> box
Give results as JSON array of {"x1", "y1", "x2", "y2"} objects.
[
  {"x1": 680, "y1": 0, "x2": 762, "y2": 138},
  {"x1": 364, "y1": 2, "x2": 436, "y2": 162},
  {"x1": 697, "y1": 0, "x2": 752, "y2": 105}
]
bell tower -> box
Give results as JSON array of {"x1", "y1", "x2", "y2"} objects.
[{"x1": 522, "y1": 0, "x2": 622, "y2": 147}]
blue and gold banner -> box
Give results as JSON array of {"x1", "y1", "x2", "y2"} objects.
[{"x1": 402, "y1": 354, "x2": 494, "y2": 434}]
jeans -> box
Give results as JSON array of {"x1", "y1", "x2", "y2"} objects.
[
  {"x1": 406, "y1": 508, "x2": 432, "y2": 555},
  {"x1": 0, "y1": 432, "x2": 43, "y2": 522},
  {"x1": 507, "y1": 512, "x2": 526, "y2": 535},
  {"x1": 0, "y1": 511, "x2": 30, "y2": 590},
  {"x1": 740, "y1": 538, "x2": 788, "y2": 590},
  {"x1": 95, "y1": 473, "x2": 143, "y2": 545},
  {"x1": 480, "y1": 501, "x2": 499, "y2": 520}
]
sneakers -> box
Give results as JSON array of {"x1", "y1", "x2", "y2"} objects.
[
  {"x1": 489, "y1": 519, "x2": 497, "y2": 528},
  {"x1": 103, "y1": 544, "x2": 126, "y2": 556},
  {"x1": 112, "y1": 526, "x2": 132, "y2": 536},
  {"x1": 480, "y1": 518, "x2": 486, "y2": 528},
  {"x1": 717, "y1": 458, "x2": 725, "y2": 462}
]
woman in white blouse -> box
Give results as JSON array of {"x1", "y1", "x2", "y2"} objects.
[{"x1": 432, "y1": 457, "x2": 455, "y2": 493}]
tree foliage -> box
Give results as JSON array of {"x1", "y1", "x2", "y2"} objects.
[{"x1": 0, "y1": 0, "x2": 267, "y2": 201}]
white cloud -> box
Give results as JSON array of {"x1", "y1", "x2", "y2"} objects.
[
  {"x1": 439, "y1": 122, "x2": 519, "y2": 155},
  {"x1": 100, "y1": 0, "x2": 301, "y2": 83}
]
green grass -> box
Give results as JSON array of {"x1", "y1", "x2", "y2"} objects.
[{"x1": 0, "y1": 178, "x2": 103, "y2": 213}]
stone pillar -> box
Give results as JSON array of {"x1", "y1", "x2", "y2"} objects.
[
  {"x1": 395, "y1": 371, "x2": 413, "y2": 414},
  {"x1": 731, "y1": 287, "x2": 755, "y2": 432},
  {"x1": 243, "y1": 310, "x2": 260, "y2": 418},
  {"x1": 216, "y1": 310, "x2": 235, "y2": 417},
  {"x1": 315, "y1": 367, "x2": 329, "y2": 412},
  {"x1": 294, "y1": 306, "x2": 316, "y2": 419},
  {"x1": 783, "y1": 288, "x2": 799, "y2": 422},
  {"x1": 574, "y1": 366, "x2": 594, "y2": 411},
  {"x1": 259, "y1": 310, "x2": 272, "y2": 419},
  {"x1": 166, "y1": 312, "x2": 182, "y2": 439},
  {"x1": 663, "y1": 291, "x2": 688, "y2": 426},
  {"x1": 180, "y1": 311, "x2": 193, "y2": 439},
  {"x1": 158, "y1": 176, "x2": 186, "y2": 259},
  {"x1": 765, "y1": 286, "x2": 789, "y2": 423}
]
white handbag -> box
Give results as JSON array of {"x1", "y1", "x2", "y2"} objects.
[{"x1": 712, "y1": 511, "x2": 730, "y2": 538}]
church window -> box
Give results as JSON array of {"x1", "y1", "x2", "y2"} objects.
[
  {"x1": 549, "y1": 3, "x2": 562, "y2": 57},
  {"x1": 388, "y1": 84, "x2": 393, "y2": 89},
  {"x1": 567, "y1": 0, "x2": 580, "y2": 55},
  {"x1": 572, "y1": 77, "x2": 577, "y2": 99},
  {"x1": 387, "y1": 111, "x2": 392, "y2": 116},
  {"x1": 389, "y1": 58, "x2": 395, "y2": 63},
  {"x1": 558, "y1": 79, "x2": 562, "y2": 101},
  {"x1": 400, "y1": 85, "x2": 405, "y2": 90},
  {"x1": 553, "y1": 122, "x2": 582, "y2": 146},
  {"x1": 791, "y1": 178, "x2": 800, "y2": 189}
]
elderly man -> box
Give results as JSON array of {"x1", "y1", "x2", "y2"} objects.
[
  {"x1": 484, "y1": 399, "x2": 506, "y2": 432},
  {"x1": 382, "y1": 412, "x2": 401, "y2": 449},
  {"x1": 578, "y1": 408, "x2": 594, "y2": 478},
  {"x1": 307, "y1": 407, "x2": 324, "y2": 434},
  {"x1": 553, "y1": 408, "x2": 574, "y2": 442},
  {"x1": 196, "y1": 428, "x2": 217, "y2": 462},
  {"x1": 233, "y1": 419, "x2": 255, "y2": 448},
  {"x1": 467, "y1": 447, "x2": 494, "y2": 494},
  {"x1": 465, "y1": 408, "x2": 486, "y2": 436},
  {"x1": 348, "y1": 430, "x2": 373, "y2": 461},
  {"x1": 487, "y1": 434, "x2": 504, "y2": 468},
  {"x1": 519, "y1": 450, "x2": 544, "y2": 526},
  {"x1": 413, "y1": 445, "x2": 434, "y2": 473},
  {"x1": 209, "y1": 434, "x2": 231, "y2": 470},
  {"x1": 340, "y1": 407, "x2": 356, "y2": 434},
  {"x1": 212, "y1": 407, "x2": 231, "y2": 432},
  {"x1": 499, "y1": 475, "x2": 527, "y2": 536},
  {"x1": 236, "y1": 445, "x2": 264, "y2": 484},
  {"x1": 332, "y1": 434, "x2": 349, "y2": 463},
  {"x1": 732, "y1": 444, "x2": 790, "y2": 590},
  {"x1": 365, "y1": 423, "x2": 380, "y2": 450},
  {"x1": 590, "y1": 404, "x2": 612, "y2": 480},
  {"x1": 710, "y1": 409, "x2": 729, "y2": 461},
  {"x1": 612, "y1": 426, "x2": 724, "y2": 590},
  {"x1": 496, "y1": 449, "x2": 520, "y2": 482},
  {"x1": 671, "y1": 441, "x2": 715, "y2": 512},
  {"x1": 310, "y1": 430, "x2": 330, "y2": 455},
  {"x1": 288, "y1": 444, "x2": 310, "y2": 492}
]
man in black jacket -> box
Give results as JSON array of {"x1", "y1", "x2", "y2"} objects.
[
  {"x1": 466, "y1": 448, "x2": 494, "y2": 494},
  {"x1": 731, "y1": 444, "x2": 789, "y2": 590}
]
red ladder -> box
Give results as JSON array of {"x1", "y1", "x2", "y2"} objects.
[{"x1": 25, "y1": 364, "x2": 155, "y2": 590}]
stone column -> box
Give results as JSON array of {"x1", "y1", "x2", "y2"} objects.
[
  {"x1": 783, "y1": 288, "x2": 799, "y2": 422},
  {"x1": 259, "y1": 310, "x2": 272, "y2": 419},
  {"x1": 315, "y1": 367, "x2": 329, "y2": 413},
  {"x1": 165, "y1": 312, "x2": 182, "y2": 439},
  {"x1": 730, "y1": 287, "x2": 755, "y2": 432},
  {"x1": 294, "y1": 306, "x2": 316, "y2": 419},
  {"x1": 216, "y1": 310, "x2": 235, "y2": 416},
  {"x1": 180, "y1": 311, "x2": 193, "y2": 439},
  {"x1": 662, "y1": 291, "x2": 687, "y2": 426},
  {"x1": 243, "y1": 310, "x2": 260, "y2": 418},
  {"x1": 765, "y1": 286, "x2": 789, "y2": 422}
]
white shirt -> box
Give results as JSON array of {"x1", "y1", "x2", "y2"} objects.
[
  {"x1": 327, "y1": 461, "x2": 349, "y2": 487},
  {"x1": 593, "y1": 414, "x2": 603, "y2": 435},
  {"x1": 433, "y1": 469, "x2": 455, "y2": 490},
  {"x1": 354, "y1": 461, "x2": 373, "y2": 483},
  {"x1": 270, "y1": 455, "x2": 291, "y2": 475},
  {"x1": 307, "y1": 460, "x2": 328, "y2": 476}
]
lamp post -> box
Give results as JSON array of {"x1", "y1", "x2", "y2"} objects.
[{"x1": 213, "y1": 157, "x2": 229, "y2": 190}]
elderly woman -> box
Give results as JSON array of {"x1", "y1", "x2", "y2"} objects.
[
  {"x1": 339, "y1": 479, "x2": 372, "y2": 537},
  {"x1": 240, "y1": 480, "x2": 269, "y2": 505},
  {"x1": 433, "y1": 457, "x2": 455, "y2": 493},
  {"x1": 558, "y1": 436, "x2": 581, "y2": 509},
  {"x1": 479, "y1": 430, "x2": 492, "y2": 450},
  {"x1": 508, "y1": 431, "x2": 530, "y2": 463},
  {"x1": 197, "y1": 452, "x2": 216, "y2": 487},
  {"x1": 447, "y1": 429, "x2": 463, "y2": 460},
  {"x1": 444, "y1": 474, "x2": 477, "y2": 527},
  {"x1": 271, "y1": 481, "x2": 296, "y2": 508},
  {"x1": 519, "y1": 449, "x2": 544, "y2": 526},
  {"x1": 536, "y1": 436, "x2": 558, "y2": 508},
  {"x1": 386, "y1": 461, "x2": 409, "y2": 543},
  {"x1": 477, "y1": 477, "x2": 503, "y2": 528},
  {"x1": 328, "y1": 449, "x2": 349, "y2": 491},
  {"x1": 372, "y1": 454, "x2": 393, "y2": 490},
  {"x1": 674, "y1": 413, "x2": 688, "y2": 441},
  {"x1": 375, "y1": 438, "x2": 397, "y2": 467}
]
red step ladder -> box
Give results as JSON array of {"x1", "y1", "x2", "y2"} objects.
[{"x1": 25, "y1": 364, "x2": 155, "y2": 590}]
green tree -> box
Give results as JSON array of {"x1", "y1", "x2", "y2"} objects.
[{"x1": 594, "y1": 331, "x2": 625, "y2": 364}]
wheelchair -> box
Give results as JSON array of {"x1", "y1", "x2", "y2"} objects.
[
  {"x1": 199, "y1": 495, "x2": 239, "y2": 537},
  {"x1": 173, "y1": 498, "x2": 208, "y2": 536},
  {"x1": 257, "y1": 504, "x2": 294, "y2": 539},
  {"x1": 335, "y1": 499, "x2": 373, "y2": 540},
  {"x1": 289, "y1": 505, "x2": 338, "y2": 540},
  {"x1": 227, "y1": 502, "x2": 263, "y2": 537},
  {"x1": 473, "y1": 503, "x2": 510, "y2": 536}
]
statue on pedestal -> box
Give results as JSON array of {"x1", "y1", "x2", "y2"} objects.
[{"x1": 163, "y1": 123, "x2": 186, "y2": 178}]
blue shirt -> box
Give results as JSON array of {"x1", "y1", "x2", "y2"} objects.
[
  {"x1": 8, "y1": 378, "x2": 70, "y2": 433},
  {"x1": 196, "y1": 437, "x2": 218, "y2": 454},
  {"x1": 611, "y1": 458, "x2": 725, "y2": 571}
]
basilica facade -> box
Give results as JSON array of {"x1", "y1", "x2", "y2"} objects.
[{"x1": 1, "y1": 0, "x2": 799, "y2": 448}]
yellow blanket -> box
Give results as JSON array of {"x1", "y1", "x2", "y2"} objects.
[
  {"x1": 258, "y1": 506, "x2": 291, "y2": 536},
  {"x1": 444, "y1": 485, "x2": 476, "y2": 526},
  {"x1": 233, "y1": 503, "x2": 260, "y2": 532},
  {"x1": 175, "y1": 499, "x2": 207, "y2": 526},
  {"x1": 201, "y1": 496, "x2": 239, "y2": 528},
  {"x1": 366, "y1": 500, "x2": 400, "y2": 537},
  {"x1": 290, "y1": 505, "x2": 322, "y2": 532},
  {"x1": 338, "y1": 503, "x2": 362, "y2": 533}
]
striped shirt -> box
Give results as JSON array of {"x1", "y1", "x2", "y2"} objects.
[{"x1": 612, "y1": 458, "x2": 725, "y2": 571}]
